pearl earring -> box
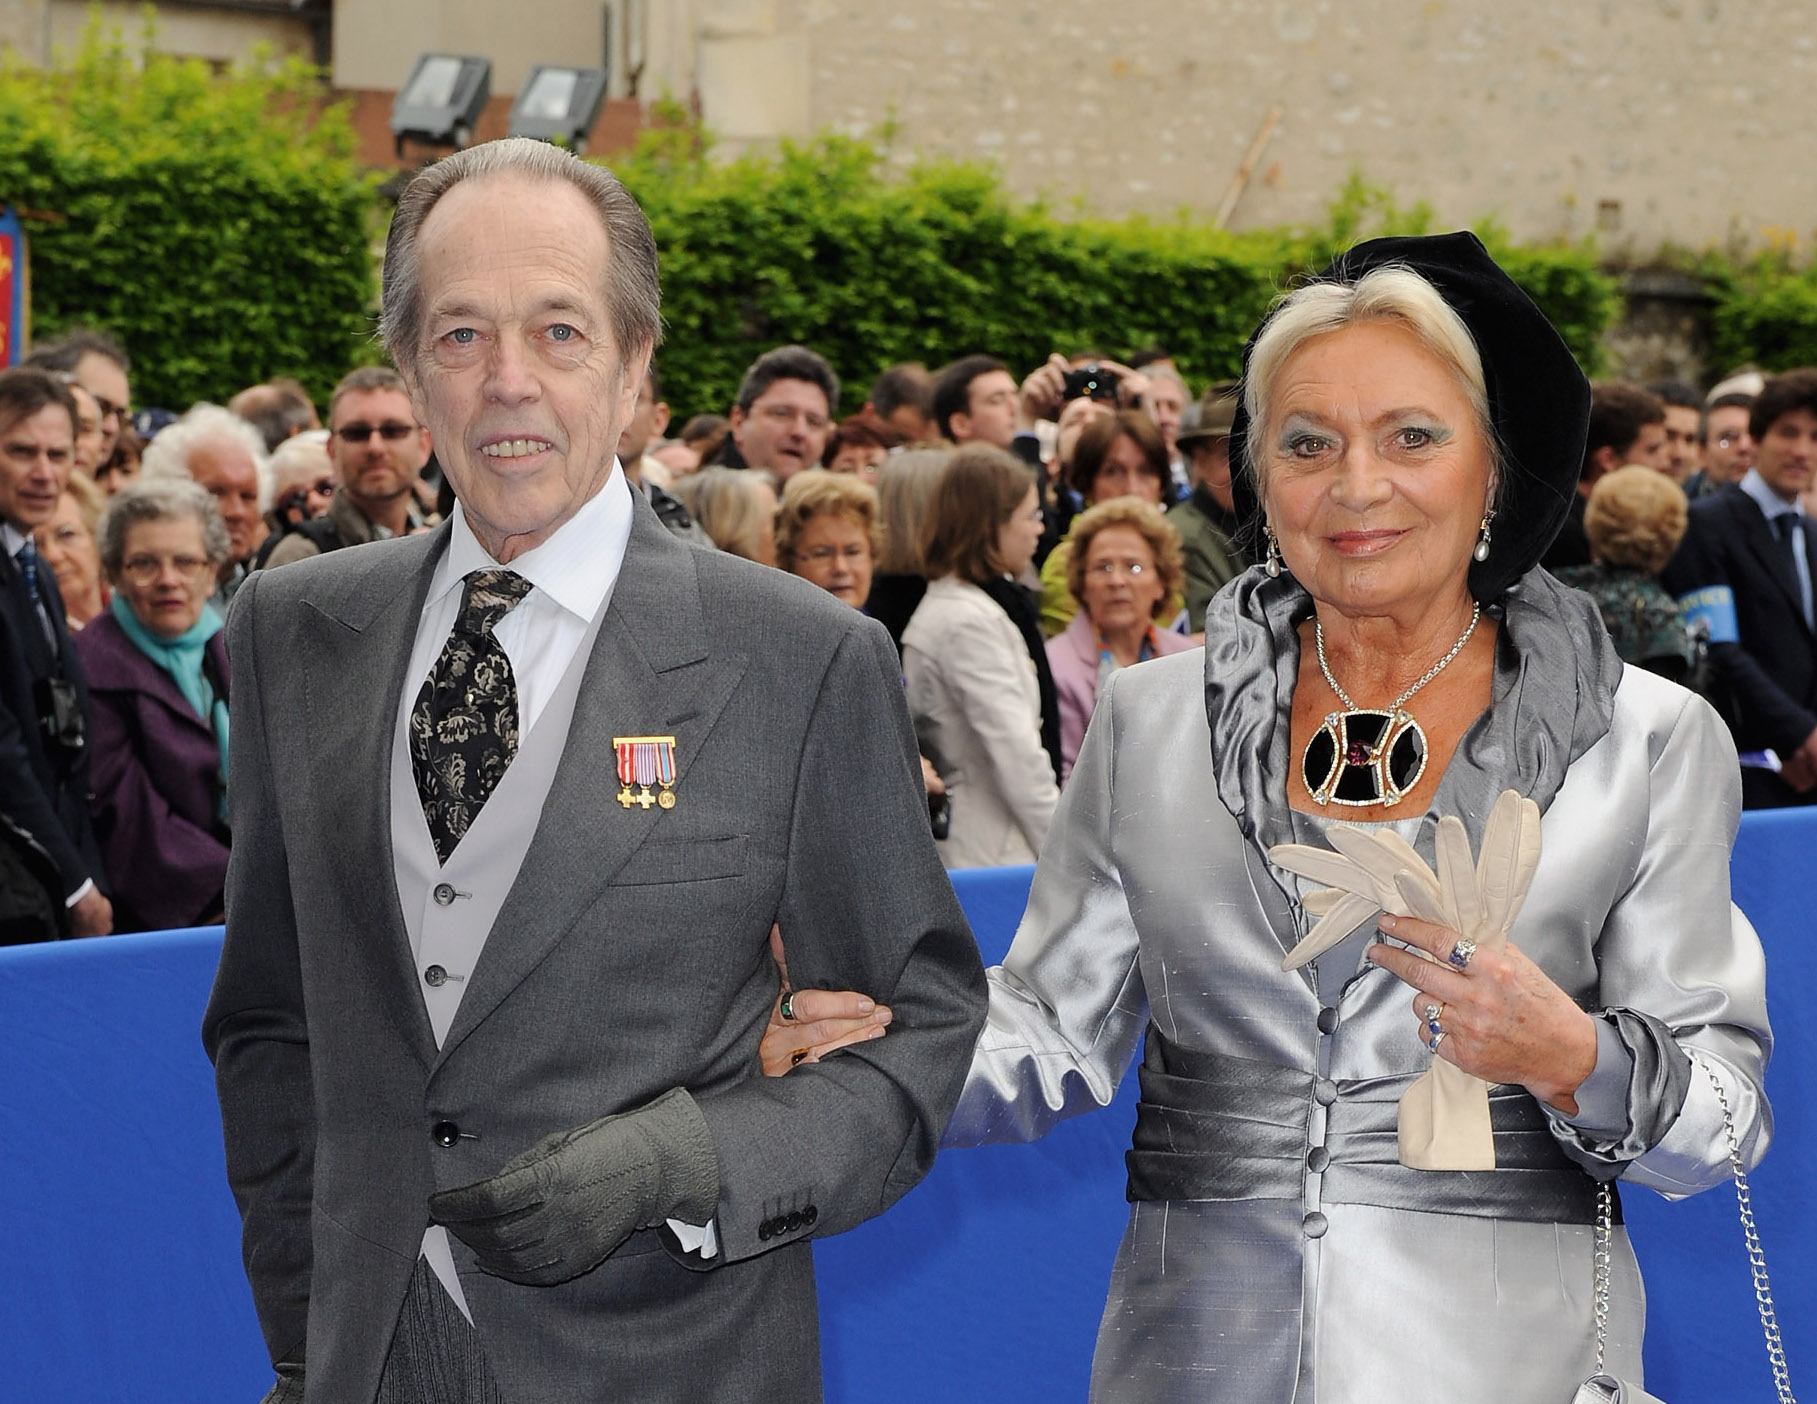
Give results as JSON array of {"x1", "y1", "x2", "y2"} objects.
[
  {"x1": 1264, "y1": 528, "x2": 1283, "y2": 578},
  {"x1": 1473, "y1": 511, "x2": 1494, "y2": 564}
]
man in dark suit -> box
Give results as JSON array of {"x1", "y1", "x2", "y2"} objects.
[
  {"x1": 1663, "y1": 367, "x2": 1817, "y2": 807},
  {"x1": 204, "y1": 138, "x2": 987, "y2": 1403},
  {"x1": 1543, "y1": 380, "x2": 1669, "y2": 570},
  {"x1": 0, "y1": 368, "x2": 111, "y2": 941}
]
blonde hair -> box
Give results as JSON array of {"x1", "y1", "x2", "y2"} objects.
[
  {"x1": 874, "y1": 447, "x2": 951, "y2": 574},
  {"x1": 1065, "y1": 497, "x2": 1186, "y2": 619},
  {"x1": 673, "y1": 467, "x2": 777, "y2": 563},
  {"x1": 62, "y1": 471, "x2": 106, "y2": 532},
  {"x1": 1584, "y1": 465, "x2": 1689, "y2": 574},
  {"x1": 1244, "y1": 265, "x2": 1496, "y2": 497},
  {"x1": 775, "y1": 469, "x2": 878, "y2": 571}
]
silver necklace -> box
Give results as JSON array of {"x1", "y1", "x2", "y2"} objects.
[{"x1": 1304, "y1": 601, "x2": 1482, "y2": 808}]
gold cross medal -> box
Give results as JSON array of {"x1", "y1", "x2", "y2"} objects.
[{"x1": 614, "y1": 736, "x2": 678, "y2": 811}]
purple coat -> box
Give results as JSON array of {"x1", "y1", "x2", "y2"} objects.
[
  {"x1": 73, "y1": 612, "x2": 230, "y2": 933},
  {"x1": 1045, "y1": 612, "x2": 1197, "y2": 784}
]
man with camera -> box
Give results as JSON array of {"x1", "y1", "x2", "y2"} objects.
[{"x1": 0, "y1": 367, "x2": 110, "y2": 941}]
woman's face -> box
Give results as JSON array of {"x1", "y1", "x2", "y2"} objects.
[
  {"x1": 790, "y1": 509, "x2": 874, "y2": 607},
  {"x1": 1056, "y1": 397, "x2": 1112, "y2": 472},
  {"x1": 996, "y1": 485, "x2": 1044, "y2": 578},
  {"x1": 1261, "y1": 320, "x2": 1491, "y2": 623},
  {"x1": 1088, "y1": 434, "x2": 1164, "y2": 507},
  {"x1": 828, "y1": 442, "x2": 887, "y2": 485},
  {"x1": 114, "y1": 516, "x2": 215, "y2": 639},
  {"x1": 1080, "y1": 524, "x2": 1164, "y2": 635},
  {"x1": 35, "y1": 492, "x2": 103, "y2": 620}
]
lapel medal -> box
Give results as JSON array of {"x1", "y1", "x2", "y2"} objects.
[{"x1": 614, "y1": 736, "x2": 679, "y2": 811}]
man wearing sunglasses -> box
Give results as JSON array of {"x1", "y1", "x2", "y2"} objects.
[{"x1": 264, "y1": 367, "x2": 432, "y2": 569}]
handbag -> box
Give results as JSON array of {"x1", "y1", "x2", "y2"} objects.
[{"x1": 1572, "y1": 1055, "x2": 1796, "y2": 1404}]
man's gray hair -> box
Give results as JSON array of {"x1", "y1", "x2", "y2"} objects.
[
  {"x1": 380, "y1": 137, "x2": 662, "y2": 374},
  {"x1": 140, "y1": 403, "x2": 274, "y2": 512},
  {"x1": 97, "y1": 477, "x2": 232, "y2": 578}
]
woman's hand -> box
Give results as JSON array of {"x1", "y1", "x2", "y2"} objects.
[
  {"x1": 1368, "y1": 913, "x2": 1598, "y2": 1114},
  {"x1": 759, "y1": 925, "x2": 892, "y2": 1076}
]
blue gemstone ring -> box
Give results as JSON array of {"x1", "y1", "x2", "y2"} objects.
[
  {"x1": 1424, "y1": 1002, "x2": 1443, "y2": 1025},
  {"x1": 1447, "y1": 938, "x2": 1478, "y2": 970},
  {"x1": 1427, "y1": 1029, "x2": 1448, "y2": 1053}
]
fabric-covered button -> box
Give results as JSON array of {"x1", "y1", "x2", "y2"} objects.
[
  {"x1": 1307, "y1": 1147, "x2": 1331, "y2": 1173},
  {"x1": 803, "y1": 1205, "x2": 818, "y2": 1227},
  {"x1": 1313, "y1": 1078, "x2": 1338, "y2": 1106},
  {"x1": 433, "y1": 883, "x2": 457, "y2": 906},
  {"x1": 1316, "y1": 1006, "x2": 1338, "y2": 1035},
  {"x1": 785, "y1": 1211, "x2": 803, "y2": 1232},
  {"x1": 431, "y1": 1121, "x2": 460, "y2": 1148},
  {"x1": 1302, "y1": 1211, "x2": 1329, "y2": 1239},
  {"x1": 424, "y1": 965, "x2": 447, "y2": 988}
]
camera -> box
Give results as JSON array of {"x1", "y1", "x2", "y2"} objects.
[
  {"x1": 35, "y1": 677, "x2": 86, "y2": 754},
  {"x1": 928, "y1": 790, "x2": 951, "y2": 842},
  {"x1": 1061, "y1": 362, "x2": 1122, "y2": 405}
]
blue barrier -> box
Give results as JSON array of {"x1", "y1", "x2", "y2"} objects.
[{"x1": 0, "y1": 818, "x2": 1809, "y2": 1402}]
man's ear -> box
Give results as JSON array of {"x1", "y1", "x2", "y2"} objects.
[
  {"x1": 948, "y1": 410, "x2": 971, "y2": 442},
  {"x1": 652, "y1": 402, "x2": 672, "y2": 438},
  {"x1": 728, "y1": 404, "x2": 747, "y2": 444}
]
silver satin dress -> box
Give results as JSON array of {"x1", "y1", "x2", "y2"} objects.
[{"x1": 944, "y1": 569, "x2": 1774, "y2": 1403}]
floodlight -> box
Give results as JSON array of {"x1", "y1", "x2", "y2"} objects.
[
  {"x1": 390, "y1": 54, "x2": 492, "y2": 158},
  {"x1": 509, "y1": 66, "x2": 608, "y2": 153}
]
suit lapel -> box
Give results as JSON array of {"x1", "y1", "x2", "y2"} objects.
[
  {"x1": 302, "y1": 529, "x2": 447, "y2": 1064},
  {"x1": 433, "y1": 502, "x2": 748, "y2": 1069}
]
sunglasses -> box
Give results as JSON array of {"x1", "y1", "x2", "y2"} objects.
[{"x1": 334, "y1": 422, "x2": 417, "y2": 443}]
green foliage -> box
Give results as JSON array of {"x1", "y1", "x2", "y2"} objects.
[
  {"x1": 1706, "y1": 253, "x2": 1817, "y2": 373},
  {"x1": 610, "y1": 126, "x2": 1624, "y2": 417},
  {"x1": 0, "y1": 15, "x2": 381, "y2": 409}
]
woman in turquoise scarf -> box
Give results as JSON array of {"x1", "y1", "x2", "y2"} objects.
[{"x1": 75, "y1": 479, "x2": 233, "y2": 932}]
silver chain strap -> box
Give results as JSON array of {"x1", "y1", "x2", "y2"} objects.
[{"x1": 1592, "y1": 1054, "x2": 1795, "y2": 1401}]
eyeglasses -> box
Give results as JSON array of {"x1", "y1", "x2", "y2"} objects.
[
  {"x1": 334, "y1": 421, "x2": 417, "y2": 443},
  {"x1": 757, "y1": 404, "x2": 831, "y2": 434},
  {"x1": 119, "y1": 553, "x2": 213, "y2": 585},
  {"x1": 800, "y1": 544, "x2": 870, "y2": 565},
  {"x1": 276, "y1": 479, "x2": 336, "y2": 515},
  {"x1": 90, "y1": 392, "x2": 127, "y2": 425},
  {"x1": 1086, "y1": 559, "x2": 1151, "y2": 578}
]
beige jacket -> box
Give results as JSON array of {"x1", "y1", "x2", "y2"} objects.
[{"x1": 902, "y1": 575, "x2": 1059, "y2": 868}]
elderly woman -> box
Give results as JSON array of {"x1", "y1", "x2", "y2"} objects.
[
  {"x1": 776, "y1": 469, "x2": 878, "y2": 608},
  {"x1": 902, "y1": 443, "x2": 1058, "y2": 867},
  {"x1": 1046, "y1": 498, "x2": 1195, "y2": 783},
  {"x1": 74, "y1": 479, "x2": 233, "y2": 932},
  {"x1": 673, "y1": 466, "x2": 779, "y2": 566},
  {"x1": 34, "y1": 471, "x2": 109, "y2": 630},
  {"x1": 1040, "y1": 411, "x2": 1175, "y2": 635},
  {"x1": 768, "y1": 234, "x2": 1770, "y2": 1400},
  {"x1": 1556, "y1": 464, "x2": 1699, "y2": 685}
]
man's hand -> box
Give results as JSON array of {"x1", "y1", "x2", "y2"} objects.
[
  {"x1": 1018, "y1": 354, "x2": 1070, "y2": 427},
  {"x1": 762, "y1": 925, "x2": 891, "y2": 1075},
  {"x1": 429, "y1": 1088, "x2": 719, "y2": 1286},
  {"x1": 69, "y1": 887, "x2": 112, "y2": 937},
  {"x1": 1782, "y1": 726, "x2": 1817, "y2": 792}
]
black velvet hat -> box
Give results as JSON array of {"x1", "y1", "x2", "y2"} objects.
[{"x1": 1229, "y1": 230, "x2": 1592, "y2": 602}]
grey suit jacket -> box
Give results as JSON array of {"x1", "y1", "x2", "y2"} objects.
[{"x1": 203, "y1": 496, "x2": 987, "y2": 1403}]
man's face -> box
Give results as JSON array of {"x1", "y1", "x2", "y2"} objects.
[
  {"x1": 73, "y1": 351, "x2": 130, "y2": 463},
  {"x1": 1755, "y1": 407, "x2": 1817, "y2": 503},
  {"x1": 617, "y1": 372, "x2": 671, "y2": 464},
  {"x1": 1619, "y1": 420, "x2": 1671, "y2": 474},
  {"x1": 187, "y1": 438, "x2": 263, "y2": 563},
  {"x1": 1660, "y1": 405, "x2": 1701, "y2": 482},
  {"x1": 880, "y1": 402, "x2": 932, "y2": 441},
  {"x1": 730, "y1": 378, "x2": 831, "y2": 481},
  {"x1": 66, "y1": 384, "x2": 105, "y2": 474},
  {"x1": 0, "y1": 404, "x2": 75, "y2": 530},
  {"x1": 329, "y1": 387, "x2": 429, "y2": 511},
  {"x1": 1189, "y1": 437, "x2": 1234, "y2": 511},
  {"x1": 1705, "y1": 405, "x2": 1755, "y2": 483},
  {"x1": 407, "y1": 172, "x2": 645, "y2": 562},
  {"x1": 1145, "y1": 379, "x2": 1188, "y2": 459},
  {"x1": 952, "y1": 369, "x2": 1018, "y2": 450}
]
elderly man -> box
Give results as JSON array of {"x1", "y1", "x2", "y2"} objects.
[
  {"x1": 0, "y1": 368, "x2": 111, "y2": 940},
  {"x1": 264, "y1": 367, "x2": 431, "y2": 568},
  {"x1": 141, "y1": 403, "x2": 269, "y2": 607},
  {"x1": 204, "y1": 137, "x2": 986, "y2": 1404},
  {"x1": 714, "y1": 344, "x2": 838, "y2": 481}
]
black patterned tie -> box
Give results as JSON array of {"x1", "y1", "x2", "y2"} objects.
[
  {"x1": 17, "y1": 537, "x2": 44, "y2": 608},
  {"x1": 410, "y1": 569, "x2": 534, "y2": 863}
]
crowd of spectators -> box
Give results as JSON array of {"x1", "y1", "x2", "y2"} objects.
[{"x1": 2, "y1": 313, "x2": 1815, "y2": 940}]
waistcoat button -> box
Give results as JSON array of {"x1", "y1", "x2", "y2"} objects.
[
  {"x1": 424, "y1": 965, "x2": 447, "y2": 988},
  {"x1": 431, "y1": 1121, "x2": 460, "y2": 1147},
  {"x1": 433, "y1": 883, "x2": 457, "y2": 906}
]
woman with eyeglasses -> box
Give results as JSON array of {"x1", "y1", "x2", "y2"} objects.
[
  {"x1": 253, "y1": 432, "x2": 339, "y2": 568},
  {"x1": 776, "y1": 469, "x2": 878, "y2": 608},
  {"x1": 74, "y1": 479, "x2": 232, "y2": 932},
  {"x1": 1046, "y1": 498, "x2": 1194, "y2": 783}
]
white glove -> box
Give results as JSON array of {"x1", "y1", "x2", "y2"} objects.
[{"x1": 1269, "y1": 789, "x2": 1543, "y2": 1170}]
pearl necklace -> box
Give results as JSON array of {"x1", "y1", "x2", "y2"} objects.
[{"x1": 1303, "y1": 602, "x2": 1482, "y2": 808}]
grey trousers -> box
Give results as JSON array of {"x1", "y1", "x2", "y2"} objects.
[{"x1": 375, "y1": 1257, "x2": 504, "y2": 1404}]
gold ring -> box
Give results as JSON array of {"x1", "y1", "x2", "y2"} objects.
[{"x1": 789, "y1": 1049, "x2": 810, "y2": 1067}]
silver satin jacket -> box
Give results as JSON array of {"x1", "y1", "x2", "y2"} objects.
[{"x1": 946, "y1": 567, "x2": 1773, "y2": 1403}]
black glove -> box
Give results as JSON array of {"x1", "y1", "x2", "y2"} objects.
[
  {"x1": 258, "y1": 1362, "x2": 305, "y2": 1403},
  {"x1": 429, "y1": 1087, "x2": 720, "y2": 1286}
]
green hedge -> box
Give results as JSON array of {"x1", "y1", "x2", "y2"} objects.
[
  {"x1": 0, "y1": 20, "x2": 379, "y2": 410},
  {"x1": 1706, "y1": 256, "x2": 1817, "y2": 373},
  {"x1": 613, "y1": 129, "x2": 1623, "y2": 418}
]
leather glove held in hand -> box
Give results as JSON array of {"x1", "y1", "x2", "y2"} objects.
[{"x1": 428, "y1": 1087, "x2": 720, "y2": 1286}]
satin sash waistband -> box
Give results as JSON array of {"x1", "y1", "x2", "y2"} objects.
[{"x1": 1125, "y1": 1028, "x2": 1617, "y2": 1225}]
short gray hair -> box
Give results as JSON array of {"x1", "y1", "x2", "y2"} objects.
[
  {"x1": 380, "y1": 137, "x2": 662, "y2": 374},
  {"x1": 140, "y1": 403, "x2": 274, "y2": 511},
  {"x1": 1243, "y1": 265, "x2": 1499, "y2": 498},
  {"x1": 97, "y1": 478, "x2": 231, "y2": 579}
]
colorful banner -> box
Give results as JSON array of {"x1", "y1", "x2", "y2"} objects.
[{"x1": 0, "y1": 207, "x2": 24, "y2": 367}]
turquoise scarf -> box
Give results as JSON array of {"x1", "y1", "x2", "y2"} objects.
[{"x1": 110, "y1": 593, "x2": 230, "y2": 802}]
